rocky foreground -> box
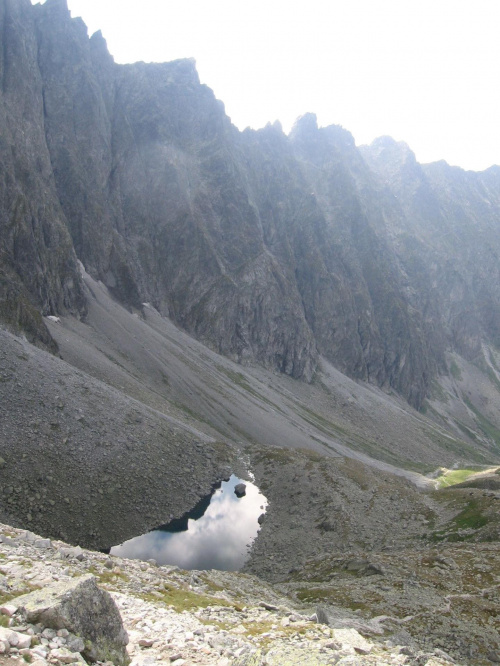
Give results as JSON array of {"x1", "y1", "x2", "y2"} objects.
[{"x1": 0, "y1": 523, "x2": 462, "y2": 666}]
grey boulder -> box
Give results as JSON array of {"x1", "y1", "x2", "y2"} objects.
[{"x1": 14, "y1": 574, "x2": 129, "y2": 665}]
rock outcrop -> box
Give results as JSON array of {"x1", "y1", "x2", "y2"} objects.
[
  {"x1": 0, "y1": 0, "x2": 85, "y2": 348},
  {"x1": 0, "y1": 522, "x2": 474, "y2": 665},
  {"x1": 15, "y1": 574, "x2": 129, "y2": 665},
  {"x1": 234, "y1": 483, "x2": 246, "y2": 498}
]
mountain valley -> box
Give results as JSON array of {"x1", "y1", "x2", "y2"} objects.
[{"x1": 1, "y1": 0, "x2": 500, "y2": 663}]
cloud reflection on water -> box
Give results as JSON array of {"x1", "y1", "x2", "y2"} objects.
[{"x1": 111, "y1": 476, "x2": 267, "y2": 570}]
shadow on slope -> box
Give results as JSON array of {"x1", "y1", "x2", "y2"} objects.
[{"x1": 0, "y1": 328, "x2": 233, "y2": 551}]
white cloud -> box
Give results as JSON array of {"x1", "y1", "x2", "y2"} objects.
[{"x1": 111, "y1": 477, "x2": 267, "y2": 570}]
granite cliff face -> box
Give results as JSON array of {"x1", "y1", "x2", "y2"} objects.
[
  {"x1": 0, "y1": 0, "x2": 85, "y2": 348},
  {"x1": 361, "y1": 137, "x2": 500, "y2": 365},
  {"x1": 2, "y1": 0, "x2": 500, "y2": 408}
]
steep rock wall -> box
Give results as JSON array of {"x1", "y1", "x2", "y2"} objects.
[
  {"x1": 0, "y1": 0, "x2": 85, "y2": 347},
  {"x1": 2, "y1": 0, "x2": 500, "y2": 407}
]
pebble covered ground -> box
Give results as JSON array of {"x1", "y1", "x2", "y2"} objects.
[{"x1": 0, "y1": 523, "x2": 458, "y2": 666}]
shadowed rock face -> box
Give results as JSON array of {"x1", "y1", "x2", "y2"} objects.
[
  {"x1": 1, "y1": 0, "x2": 500, "y2": 407},
  {"x1": 0, "y1": 0, "x2": 85, "y2": 348},
  {"x1": 361, "y1": 137, "x2": 500, "y2": 366}
]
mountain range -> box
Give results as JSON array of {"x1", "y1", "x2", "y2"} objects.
[
  {"x1": 3, "y1": 0, "x2": 500, "y2": 414},
  {"x1": 2, "y1": 2, "x2": 500, "y2": 662}
]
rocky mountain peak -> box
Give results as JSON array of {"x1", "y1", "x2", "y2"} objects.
[
  {"x1": 150, "y1": 56, "x2": 200, "y2": 86},
  {"x1": 361, "y1": 135, "x2": 419, "y2": 183},
  {"x1": 289, "y1": 111, "x2": 318, "y2": 136},
  {"x1": 89, "y1": 29, "x2": 114, "y2": 61},
  {"x1": 35, "y1": 0, "x2": 71, "y2": 19}
]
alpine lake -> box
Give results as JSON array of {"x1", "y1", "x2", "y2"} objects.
[{"x1": 110, "y1": 476, "x2": 267, "y2": 571}]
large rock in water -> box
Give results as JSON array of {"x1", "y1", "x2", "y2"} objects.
[
  {"x1": 14, "y1": 574, "x2": 129, "y2": 665},
  {"x1": 234, "y1": 483, "x2": 247, "y2": 497}
]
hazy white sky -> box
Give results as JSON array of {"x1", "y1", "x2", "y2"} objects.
[{"x1": 62, "y1": 0, "x2": 500, "y2": 171}]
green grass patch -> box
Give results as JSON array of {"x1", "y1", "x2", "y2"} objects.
[
  {"x1": 455, "y1": 421, "x2": 480, "y2": 442},
  {"x1": 429, "y1": 380, "x2": 450, "y2": 404},
  {"x1": 139, "y1": 583, "x2": 234, "y2": 613},
  {"x1": 251, "y1": 446, "x2": 295, "y2": 465},
  {"x1": 422, "y1": 402, "x2": 445, "y2": 422},
  {"x1": 87, "y1": 566, "x2": 129, "y2": 585},
  {"x1": 453, "y1": 500, "x2": 489, "y2": 530},
  {"x1": 96, "y1": 570, "x2": 129, "y2": 584},
  {"x1": 450, "y1": 360, "x2": 463, "y2": 381},
  {"x1": 0, "y1": 583, "x2": 41, "y2": 606},
  {"x1": 486, "y1": 366, "x2": 500, "y2": 394},
  {"x1": 296, "y1": 586, "x2": 375, "y2": 613},
  {"x1": 430, "y1": 497, "x2": 489, "y2": 542},
  {"x1": 436, "y1": 469, "x2": 480, "y2": 488},
  {"x1": 198, "y1": 574, "x2": 228, "y2": 595},
  {"x1": 172, "y1": 401, "x2": 216, "y2": 430},
  {"x1": 217, "y1": 366, "x2": 251, "y2": 389},
  {"x1": 424, "y1": 425, "x2": 491, "y2": 463}
]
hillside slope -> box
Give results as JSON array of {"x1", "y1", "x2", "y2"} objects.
[
  {"x1": 2, "y1": 522, "x2": 473, "y2": 666},
  {"x1": 2, "y1": 264, "x2": 500, "y2": 552}
]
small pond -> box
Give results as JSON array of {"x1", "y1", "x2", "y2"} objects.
[{"x1": 110, "y1": 475, "x2": 267, "y2": 571}]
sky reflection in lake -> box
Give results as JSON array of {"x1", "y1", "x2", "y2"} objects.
[{"x1": 110, "y1": 476, "x2": 267, "y2": 570}]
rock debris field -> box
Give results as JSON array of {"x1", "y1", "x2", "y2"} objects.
[{"x1": 0, "y1": 523, "x2": 460, "y2": 666}]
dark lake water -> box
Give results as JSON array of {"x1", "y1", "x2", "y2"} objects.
[{"x1": 110, "y1": 475, "x2": 267, "y2": 571}]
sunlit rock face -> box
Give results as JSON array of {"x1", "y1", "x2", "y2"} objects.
[{"x1": 2, "y1": 0, "x2": 500, "y2": 406}]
